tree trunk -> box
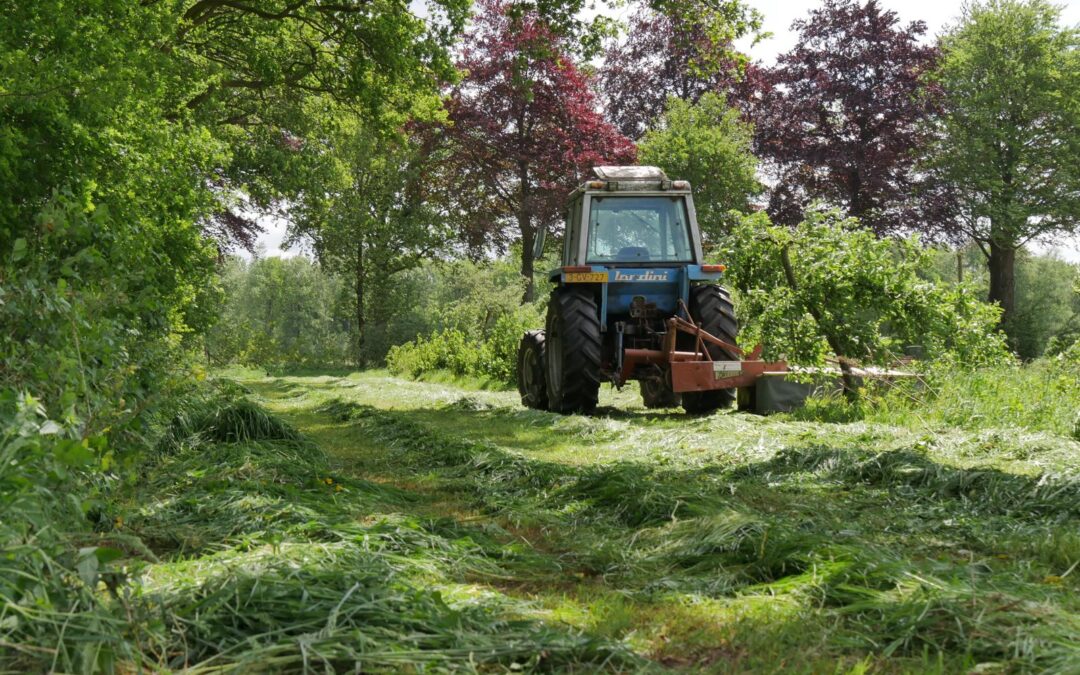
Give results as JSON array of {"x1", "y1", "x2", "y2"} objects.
[
  {"x1": 987, "y1": 238, "x2": 1016, "y2": 331},
  {"x1": 354, "y1": 239, "x2": 365, "y2": 366},
  {"x1": 517, "y1": 160, "x2": 535, "y2": 303}
]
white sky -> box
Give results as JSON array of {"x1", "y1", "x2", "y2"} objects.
[{"x1": 250, "y1": 0, "x2": 1080, "y2": 262}]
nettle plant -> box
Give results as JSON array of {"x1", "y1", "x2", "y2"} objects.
[{"x1": 723, "y1": 208, "x2": 1009, "y2": 391}]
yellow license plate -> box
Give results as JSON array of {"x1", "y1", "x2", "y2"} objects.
[{"x1": 564, "y1": 272, "x2": 608, "y2": 283}]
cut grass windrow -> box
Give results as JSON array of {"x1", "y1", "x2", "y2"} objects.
[
  {"x1": 11, "y1": 371, "x2": 1075, "y2": 674},
  {"x1": 310, "y1": 392, "x2": 1080, "y2": 673},
  {"x1": 110, "y1": 391, "x2": 646, "y2": 673}
]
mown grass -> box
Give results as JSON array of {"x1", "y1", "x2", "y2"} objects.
[
  {"x1": 0, "y1": 380, "x2": 641, "y2": 673},
  {"x1": 123, "y1": 387, "x2": 644, "y2": 672},
  {"x1": 10, "y1": 367, "x2": 1074, "y2": 672},
  {"x1": 239, "y1": 368, "x2": 1080, "y2": 673}
]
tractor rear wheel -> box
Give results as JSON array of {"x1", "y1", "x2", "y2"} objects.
[
  {"x1": 517, "y1": 329, "x2": 548, "y2": 410},
  {"x1": 640, "y1": 374, "x2": 680, "y2": 409},
  {"x1": 681, "y1": 284, "x2": 739, "y2": 414},
  {"x1": 545, "y1": 287, "x2": 602, "y2": 413}
]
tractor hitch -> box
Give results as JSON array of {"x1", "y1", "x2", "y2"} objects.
[{"x1": 617, "y1": 306, "x2": 787, "y2": 394}]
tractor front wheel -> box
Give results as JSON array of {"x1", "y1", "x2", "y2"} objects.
[
  {"x1": 681, "y1": 284, "x2": 739, "y2": 415},
  {"x1": 546, "y1": 287, "x2": 602, "y2": 414},
  {"x1": 517, "y1": 329, "x2": 548, "y2": 410}
]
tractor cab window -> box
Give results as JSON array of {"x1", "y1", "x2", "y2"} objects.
[{"x1": 586, "y1": 196, "x2": 693, "y2": 264}]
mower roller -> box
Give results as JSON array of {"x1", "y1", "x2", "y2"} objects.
[{"x1": 517, "y1": 166, "x2": 787, "y2": 414}]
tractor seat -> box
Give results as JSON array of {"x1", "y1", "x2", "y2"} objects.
[{"x1": 617, "y1": 246, "x2": 651, "y2": 261}]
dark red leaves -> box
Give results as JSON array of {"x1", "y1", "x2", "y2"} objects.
[
  {"x1": 752, "y1": 0, "x2": 947, "y2": 235},
  {"x1": 444, "y1": 0, "x2": 635, "y2": 249}
]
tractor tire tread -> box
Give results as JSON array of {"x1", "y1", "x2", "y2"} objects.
[
  {"x1": 546, "y1": 287, "x2": 602, "y2": 413},
  {"x1": 517, "y1": 329, "x2": 548, "y2": 410},
  {"x1": 681, "y1": 284, "x2": 739, "y2": 414}
]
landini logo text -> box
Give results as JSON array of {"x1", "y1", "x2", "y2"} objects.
[{"x1": 613, "y1": 271, "x2": 670, "y2": 282}]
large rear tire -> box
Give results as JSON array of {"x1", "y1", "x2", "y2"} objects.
[
  {"x1": 546, "y1": 287, "x2": 602, "y2": 414},
  {"x1": 517, "y1": 330, "x2": 548, "y2": 410},
  {"x1": 681, "y1": 285, "x2": 739, "y2": 414}
]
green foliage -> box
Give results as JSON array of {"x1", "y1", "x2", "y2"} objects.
[
  {"x1": 382, "y1": 257, "x2": 546, "y2": 380},
  {"x1": 724, "y1": 208, "x2": 1010, "y2": 368},
  {"x1": 923, "y1": 245, "x2": 1080, "y2": 359},
  {"x1": 927, "y1": 0, "x2": 1080, "y2": 327},
  {"x1": 291, "y1": 121, "x2": 456, "y2": 364},
  {"x1": 1011, "y1": 255, "x2": 1079, "y2": 357},
  {"x1": 0, "y1": 189, "x2": 216, "y2": 673},
  {"x1": 638, "y1": 93, "x2": 760, "y2": 239},
  {"x1": 0, "y1": 393, "x2": 139, "y2": 673},
  {"x1": 930, "y1": 0, "x2": 1080, "y2": 245},
  {"x1": 388, "y1": 305, "x2": 543, "y2": 383},
  {"x1": 207, "y1": 255, "x2": 548, "y2": 372},
  {"x1": 205, "y1": 256, "x2": 352, "y2": 369}
]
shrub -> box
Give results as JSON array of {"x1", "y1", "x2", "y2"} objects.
[
  {"x1": 724, "y1": 208, "x2": 1011, "y2": 369},
  {"x1": 388, "y1": 304, "x2": 542, "y2": 383}
]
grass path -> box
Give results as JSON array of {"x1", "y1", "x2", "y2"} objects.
[{"x1": 232, "y1": 369, "x2": 1079, "y2": 673}]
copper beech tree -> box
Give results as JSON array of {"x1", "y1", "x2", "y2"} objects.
[
  {"x1": 753, "y1": 0, "x2": 943, "y2": 234},
  {"x1": 444, "y1": 0, "x2": 635, "y2": 302},
  {"x1": 597, "y1": 7, "x2": 755, "y2": 141}
]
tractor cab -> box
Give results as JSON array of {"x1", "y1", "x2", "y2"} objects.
[
  {"x1": 559, "y1": 165, "x2": 703, "y2": 268},
  {"x1": 533, "y1": 166, "x2": 727, "y2": 330}
]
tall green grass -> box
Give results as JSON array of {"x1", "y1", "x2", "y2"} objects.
[{"x1": 791, "y1": 358, "x2": 1080, "y2": 438}]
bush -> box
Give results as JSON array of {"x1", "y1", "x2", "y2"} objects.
[
  {"x1": 724, "y1": 208, "x2": 1011, "y2": 369},
  {"x1": 388, "y1": 305, "x2": 542, "y2": 383}
]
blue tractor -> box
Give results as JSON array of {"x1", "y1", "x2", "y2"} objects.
[{"x1": 517, "y1": 166, "x2": 783, "y2": 414}]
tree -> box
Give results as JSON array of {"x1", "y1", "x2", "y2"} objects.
[
  {"x1": 169, "y1": 0, "x2": 470, "y2": 249},
  {"x1": 928, "y1": 0, "x2": 1080, "y2": 334},
  {"x1": 206, "y1": 256, "x2": 351, "y2": 367},
  {"x1": 754, "y1": 0, "x2": 941, "y2": 233},
  {"x1": 1, "y1": 1, "x2": 225, "y2": 428},
  {"x1": 0, "y1": 1, "x2": 470, "y2": 254},
  {"x1": 444, "y1": 0, "x2": 636, "y2": 302},
  {"x1": 725, "y1": 209, "x2": 1009, "y2": 397},
  {"x1": 638, "y1": 93, "x2": 760, "y2": 239},
  {"x1": 598, "y1": 6, "x2": 762, "y2": 140},
  {"x1": 291, "y1": 122, "x2": 452, "y2": 364}
]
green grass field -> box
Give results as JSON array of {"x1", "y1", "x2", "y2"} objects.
[{"x1": 115, "y1": 369, "x2": 1079, "y2": 673}]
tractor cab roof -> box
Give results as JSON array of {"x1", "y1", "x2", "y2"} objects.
[
  {"x1": 573, "y1": 166, "x2": 692, "y2": 196},
  {"x1": 593, "y1": 166, "x2": 667, "y2": 181}
]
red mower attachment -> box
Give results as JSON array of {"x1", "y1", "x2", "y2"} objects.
[{"x1": 618, "y1": 302, "x2": 788, "y2": 394}]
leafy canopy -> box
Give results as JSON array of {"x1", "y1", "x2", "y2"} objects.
[
  {"x1": 443, "y1": 0, "x2": 635, "y2": 299},
  {"x1": 928, "y1": 0, "x2": 1080, "y2": 253},
  {"x1": 638, "y1": 93, "x2": 760, "y2": 240},
  {"x1": 753, "y1": 0, "x2": 942, "y2": 233},
  {"x1": 598, "y1": 4, "x2": 763, "y2": 140}
]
